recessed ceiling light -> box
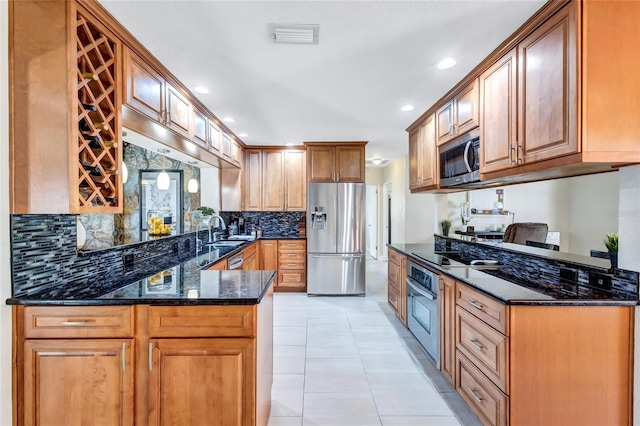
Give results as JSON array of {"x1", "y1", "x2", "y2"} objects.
[
  {"x1": 371, "y1": 158, "x2": 383, "y2": 165},
  {"x1": 285, "y1": 143, "x2": 295, "y2": 146},
  {"x1": 435, "y1": 57, "x2": 457, "y2": 70},
  {"x1": 401, "y1": 105, "x2": 414, "y2": 112},
  {"x1": 222, "y1": 117, "x2": 235, "y2": 123},
  {"x1": 193, "y1": 86, "x2": 209, "y2": 94},
  {"x1": 238, "y1": 133, "x2": 248, "y2": 138}
]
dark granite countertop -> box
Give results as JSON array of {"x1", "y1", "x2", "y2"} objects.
[
  {"x1": 7, "y1": 240, "x2": 275, "y2": 306},
  {"x1": 389, "y1": 243, "x2": 638, "y2": 306}
]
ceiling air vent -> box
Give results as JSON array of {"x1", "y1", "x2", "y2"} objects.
[{"x1": 269, "y1": 24, "x2": 319, "y2": 44}]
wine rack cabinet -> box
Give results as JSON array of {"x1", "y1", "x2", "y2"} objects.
[{"x1": 76, "y1": 8, "x2": 122, "y2": 212}]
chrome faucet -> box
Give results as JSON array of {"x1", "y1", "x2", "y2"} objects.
[{"x1": 196, "y1": 214, "x2": 227, "y2": 247}]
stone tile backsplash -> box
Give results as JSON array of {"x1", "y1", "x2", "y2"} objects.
[{"x1": 220, "y1": 211, "x2": 305, "y2": 237}]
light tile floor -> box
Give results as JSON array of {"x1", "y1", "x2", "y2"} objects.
[{"x1": 268, "y1": 257, "x2": 481, "y2": 426}]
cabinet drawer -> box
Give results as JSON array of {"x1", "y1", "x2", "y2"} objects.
[
  {"x1": 456, "y1": 283, "x2": 508, "y2": 334},
  {"x1": 278, "y1": 260, "x2": 306, "y2": 270},
  {"x1": 277, "y1": 271, "x2": 306, "y2": 288},
  {"x1": 278, "y1": 251, "x2": 305, "y2": 262},
  {"x1": 278, "y1": 240, "x2": 306, "y2": 251},
  {"x1": 149, "y1": 306, "x2": 254, "y2": 337},
  {"x1": 388, "y1": 249, "x2": 403, "y2": 266},
  {"x1": 243, "y1": 243, "x2": 257, "y2": 258},
  {"x1": 457, "y1": 307, "x2": 509, "y2": 392},
  {"x1": 388, "y1": 285, "x2": 400, "y2": 316},
  {"x1": 457, "y1": 351, "x2": 508, "y2": 426},
  {"x1": 388, "y1": 261, "x2": 400, "y2": 287},
  {"x1": 23, "y1": 306, "x2": 134, "y2": 338}
]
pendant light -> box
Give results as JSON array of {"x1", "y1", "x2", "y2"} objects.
[
  {"x1": 187, "y1": 160, "x2": 199, "y2": 193},
  {"x1": 122, "y1": 161, "x2": 129, "y2": 184},
  {"x1": 157, "y1": 148, "x2": 170, "y2": 190},
  {"x1": 187, "y1": 178, "x2": 199, "y2": 193}
]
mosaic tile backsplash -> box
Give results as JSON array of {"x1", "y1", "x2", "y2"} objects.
[
  {"x1": 220, "y1": 211, "x2": 305, "y2": 237},
  {"x1": 11, "y1": 214, "x2": 196, "y2": 298},
  {"x1": 435, "y1": 235, "x2": 639, "y2": 297}
]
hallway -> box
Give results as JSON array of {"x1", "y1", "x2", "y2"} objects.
[{"x1": 268, "y1": 258, "x2": 480, "y2": 426}]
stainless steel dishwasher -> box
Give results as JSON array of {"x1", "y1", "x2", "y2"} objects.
[{"x1": 227, "y1": 251, "x2": 244, "y2": 270}]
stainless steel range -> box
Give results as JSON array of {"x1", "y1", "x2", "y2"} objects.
[{"x1": 406, "y1": 260, "x2": 440, "y2": 367}]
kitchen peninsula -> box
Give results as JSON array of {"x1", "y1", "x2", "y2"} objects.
[
  {"x1": 9, "y1": 240, "x2": 275, "y2": 426},
  {"x1": 388, "y1": 237, "x2": 637, "y2": 426}
]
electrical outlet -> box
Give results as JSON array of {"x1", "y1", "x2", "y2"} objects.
[
  {"x1": 183, "y1": 240, "x2": 190, "y2": 250},
  {"x1": 560, "y1": 267, "x2": 578, "y2": 282},
  {"x1": 172, "y1": 242, "x2": 179, "y2": 254},
  {"x1": 123, "y1": 253, "x2": 134, "y2": 266}
]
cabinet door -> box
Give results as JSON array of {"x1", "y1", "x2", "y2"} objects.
[
  {"x1": 206, "y1": 261, "x2": 227, "y2": 270},
  {"x1": 261, "y1": 241, "x2": 278, "y2": 271},
  {"x1": 231, "y1": 141, "x2": 242, "y2": 167},
  {"x1": 480, "y1": 48, "x2": 518, "y2": 173},
  {"x1": 455, "y1": 78, "x2": 479, "y2": 136},
  {"x1": 307, "y1": 146, "x2": 336, "y2": 182},
  {"x1": 208, "y1": 120, "x2": 221, "y2": 154},
  {"x1": 518, "y1": 3, "x2": 578, "y2": 164},
  {"x1": 440, "y1": 276, "x2": 456, "y2": 386},
  {"x1": 408, "y1": 130, "x2": 420, "y2": 190},
  {"x1": 284, "y1": 149, "x2": 306, "y2": 211},
  {"x1": 436, "y1": 100, "x2": 455, "y2": 146},
  {"x1": 23, "y1": 339, "x2": 134, "y2": 426},
  {"x1": 262, "y1": 150, "x2": 285, "y2": 211},
  {"x1": 124, "y1": 49, "x2": 164, "y2": 123},
  {"x1": 221, "y1": 133, "x2": 232, "y2": 161},
  {"x1": 166, "y1": 84, "x2": 192, "y2": 138},
  {"x1": 418, "y1": 114, "x2": 437, "y2": 188},
  {"x1": 192, "y1": 108, "x2": 208, "y2": 148},
  {"x1": 148, "y1": 338, "x2": 255, "y2": 426},
  {"x1": 244, "y1": 149, "x2": 263, "y2": 211},
  {"x1": 335, "y1": 145, "x2": 365, "y2": 182}
]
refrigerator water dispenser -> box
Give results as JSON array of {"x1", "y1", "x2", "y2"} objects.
[{"x1": 311, "y1": 208, "x2": 327, "y2": 230}]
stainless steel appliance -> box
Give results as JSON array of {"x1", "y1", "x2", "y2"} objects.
[
  {"x1": 439, "y1": 129, "x2": 480, "y2": 187},
  {"x1": 406, "y1": 260, "x2": 440, "y2": 367},
  {"x1": 307, "y1": 182, "x2": 366, "y2": 295}
]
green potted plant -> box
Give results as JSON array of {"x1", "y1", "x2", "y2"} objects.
[
  {"x1": 603, "y1": 232, "x2": 619, "y2": 269},
  {"x1": 440, "y1": 219, "x2": 452, "y2": 236}
]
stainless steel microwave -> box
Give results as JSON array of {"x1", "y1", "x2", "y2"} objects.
[{"x1": 439, "y1": 129, "x2": 480, "y2": 186}]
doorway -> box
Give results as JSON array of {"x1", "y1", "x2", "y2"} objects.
[
  {"x1": 382, "y1": 181, "x2": 392, "y2": 260},
  {"x1": 366, "y1": 185, "x2": 378, "y2": 259}
]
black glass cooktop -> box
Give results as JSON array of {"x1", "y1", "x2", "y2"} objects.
[{"x1": 410, "y1": 251, "x2": 467, "y2": 267}]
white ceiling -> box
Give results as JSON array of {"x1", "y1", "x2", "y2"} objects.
[{"x1": 100, "y1": 0, "x2": 546, "y2": 164}]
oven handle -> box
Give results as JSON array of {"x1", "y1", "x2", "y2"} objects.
[{"x1": 406, "y1": 277, "x2": 437, "y2": 301}]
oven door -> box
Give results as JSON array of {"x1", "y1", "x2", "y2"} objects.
[{"x1": 407, "y1": 277, "x2": 440, "y2": 368}]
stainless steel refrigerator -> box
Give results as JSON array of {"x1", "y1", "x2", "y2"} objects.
[{"x1": 307, "y1": 182, "x2": 366, "y2": 295}]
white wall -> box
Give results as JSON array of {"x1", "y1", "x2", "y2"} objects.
[
  {"x1": 383, "y1": 157, "x2": 407, "y2": 244},
  {"x1": 1, "y1": 1, "x2": 13, "y2": 424},
  {"x1": 619, "y1": 165, "x2": 640, "y2": 272},
  {"x1": 200, "y1": 167, "x2": 221, "y2": 212}
]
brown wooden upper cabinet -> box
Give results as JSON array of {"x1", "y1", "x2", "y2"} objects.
[
  {"x1": 306, "y1": 142, "x2": 367, "y2": 183},
  {"x1": 192, "y1": 108, "x2": 208, "y2": 149},
  {"x1": 409, "y1": 114, "x2": 437, "y2": 191},
  {"x1": 209, "y1": 120, "x2": 222, "y2": 154},
  {"x1": 481, "y1": 4, "x2": 577, "y2": 174},
  {"x1": 436, "y1": 79, "x2": 479, "y2": 146},
  {"x1": 244, "y1": 149, "x2": 307, "y2": 212}
]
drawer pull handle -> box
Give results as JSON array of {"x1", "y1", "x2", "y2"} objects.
[
  {"x1": 287, "y1": 254, "x2": 297, "y2": 257},
  {"x1": 60, "y1": 320, "x2": 90, "y2": 326},
  {"x1": 469, "y1": 388, "x2": 484, "y2": 403},
  {"x1": 468, "y1": 300, "x2": 483, "y2": 310},
  {"x1": 121, "y1": 343, "x2": 127, "y2": 371},
  {"x1": 149, "y1": 343, "x2": 154, "y2": 371},
  {"x1": 468, "y1": 339, "x2": 484, "y2": 350},
  {"x1": 287, "y1": 264, "x2": 297, "y2": 266}
]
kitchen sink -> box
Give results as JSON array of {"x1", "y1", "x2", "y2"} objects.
[{"x1": 205, "y1": 240, "x2": 245, "y2": 248}]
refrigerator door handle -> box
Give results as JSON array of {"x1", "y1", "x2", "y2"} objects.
[{"x1": 333, "y1": 192, "x2": 338, "y2": 247}]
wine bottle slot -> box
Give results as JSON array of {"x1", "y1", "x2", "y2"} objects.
[
  {"x1": 81, "y1": 72, "x2": 99, "y2": 81},
  {"x1": 81, "y1": 103, "x2": 97, "y2": 111},
  {"x1": 94, "y1": 123, "x2": 110, "y2": 131},
  {"x1": 79, "y1": 118, "x2": 91, "y2": 132}
]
